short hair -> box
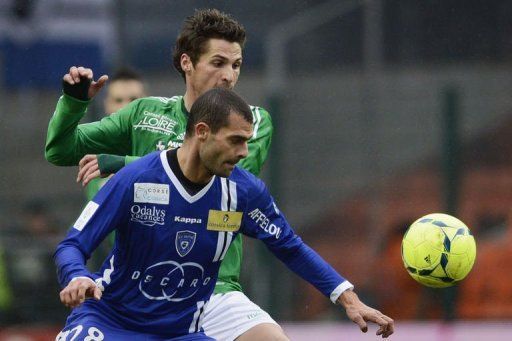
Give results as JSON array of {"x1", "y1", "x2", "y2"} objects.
[
  {"x1": 186, "y1": 88, "x2": 253, "y2": 136},
  {"x1": 110, "y1": 67, "x2": 143, "y2": 82},
  {"x1": 173, "y1": 9, "x2": 246, "y2": 81}
]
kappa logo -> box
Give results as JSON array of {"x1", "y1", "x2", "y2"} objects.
[
  {"x1": 176, "y1": 230, "x2": 196, "y2": 257},
  {"x1": 134, "y1": 183, "x2": 170, "y2": 205},
  {"x1": 130, "y1": 205, "x2": 166, "y2": 226},
  {"x1": 174, "y1": 216, "x2": 202, "y2": 224}
]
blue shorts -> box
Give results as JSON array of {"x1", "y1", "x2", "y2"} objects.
[{"x1": 56, "y1": 312, "x2": 214, "y2": 341}]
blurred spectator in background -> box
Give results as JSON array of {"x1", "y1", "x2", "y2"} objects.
[
  {"x1": 1, "y1": 199, "x2": 67, "y2": 324},
  {"x1": 0, "y1": 246, "x2": 13, "y2": 324},
  {"x1": 102, "y1": 67, "x2": 147, "y2": 116},
  {"x1": 458, "y1": 213, "x2": 512, "y2": 319},
  {"x1": 373, "y1": 221, "x2": 424, "y2": 319}
]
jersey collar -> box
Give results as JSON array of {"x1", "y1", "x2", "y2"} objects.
[{"x1": 159, "y1": 150, "x2": 216, "y2": 203}]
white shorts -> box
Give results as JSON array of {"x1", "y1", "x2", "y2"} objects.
[{"x1": 201, "y1": 291, "x2": 278, "y2": 341}]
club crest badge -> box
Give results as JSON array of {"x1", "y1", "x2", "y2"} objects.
[{"x1": 176, "y1": 230, "x2": 196, "y2": 257}]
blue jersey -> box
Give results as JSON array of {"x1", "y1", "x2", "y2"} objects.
[{"x1": 55, "y1": 151, "x2": 351, "y2": 338}]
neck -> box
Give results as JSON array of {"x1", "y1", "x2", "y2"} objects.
[
  {"x1": 177, "y1": 142, "x2": 213, "y2": 184},
  {"x1": 183, "y1": 85, "x2": 200, "y2": 112}
]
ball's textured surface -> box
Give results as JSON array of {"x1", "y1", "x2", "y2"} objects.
[{"x1": 401, "y1": 213, "x2": 476, "y2": 288}]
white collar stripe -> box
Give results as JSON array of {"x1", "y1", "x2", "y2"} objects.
[{"x1": 159, "y1": 151, "x2": 215, "y2": 204}]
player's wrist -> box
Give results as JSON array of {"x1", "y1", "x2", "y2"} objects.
[
  {"x1": 69, "y1": 276, "x2": 97, "y2": 287},
  {"x1": 98, "y1": 154, "x2": 126, "y2": 175},
  {"x1": 337, "y1": 288, "x2": 359, "y2": 308}
]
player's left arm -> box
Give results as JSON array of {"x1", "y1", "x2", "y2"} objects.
[
  {"x1": 237, "y1": 106, "x2": 273, "y2": 176},
  {"x1": 241, "y1": 179, "x2": 394, "y2": 338}
]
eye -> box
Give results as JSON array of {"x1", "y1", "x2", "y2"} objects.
[{"x1": 233, "y1": 62, "x2": 241, "y2": 70}]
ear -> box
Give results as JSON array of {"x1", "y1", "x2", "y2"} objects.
[
  {"x1": 195, "y1": 122, "x2": 210, "y2": 141},
  {"x1": 180, "y1": 53, "x2": 193, "y2": 74}
]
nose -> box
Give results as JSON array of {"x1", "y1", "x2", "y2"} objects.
[
  {"x1": 221, "y1": 67, "x2": 235, "y2": 84},
  {"x1": 238, "y1": 142, "x2": 249, "y2": 160}
]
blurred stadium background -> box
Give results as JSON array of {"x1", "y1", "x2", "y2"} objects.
[{"x1": 1, "y1": 0, "x2": 512, "y2": 339}]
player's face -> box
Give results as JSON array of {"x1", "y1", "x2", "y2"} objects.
[
  {"x1": 104, "y1": 80, "x2": 146, "y2": 114},
  {"x1": 187, "y1": 39, "x2": 242, "y2": 96},
  {"x1": 200, "y1": 112, "x2": 252, "y2": 177}
]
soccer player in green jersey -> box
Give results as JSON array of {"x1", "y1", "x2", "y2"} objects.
[
  {"x1": 84, "y1": 67, "x2": 147, "y2": 201},
  {"x1": 46, "y1": 9, "x2": 284, "y2": 341}
]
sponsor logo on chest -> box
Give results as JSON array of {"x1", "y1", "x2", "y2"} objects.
[
  {"x1": 130, "y1": 204, "x2": 166, "y2": 226},
  {"x1": 134, "y1": 183, "x2": 170, "y2": 205},
  {"x1": 206, "y1": 210, "x2": 242, "y2": 232},
  {"x1": 133, "y1": 111, "x2": 179, "y2": 136}
]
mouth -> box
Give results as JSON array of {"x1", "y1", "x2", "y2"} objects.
[
  {"x1": 217, "y1": 84, "x2": 233, "y2": 90},
  {"x1": 225, "y1": 161, "x2": 237, "y2": 169}
]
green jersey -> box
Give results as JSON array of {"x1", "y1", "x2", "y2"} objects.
[
  {"x1": 85, "y1": 178, "x2": 109, "y2": 201},
  {"x1": 45, "y1": 94, "x2": 273, "y2": 293}
]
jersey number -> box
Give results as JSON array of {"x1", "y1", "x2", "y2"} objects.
[{"x1": 56, "y1": 325, "x2": 104, "y2": 341}]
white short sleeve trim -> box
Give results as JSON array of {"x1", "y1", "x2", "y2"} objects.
[{"x1": 330, "y1": 281, "x2": 354, "y2": 304}]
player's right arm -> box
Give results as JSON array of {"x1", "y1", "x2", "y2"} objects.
[
  {"x1": 45, "y1": 66, "x2": 133, "y2": 166},
  {"x1": 54, "y1": 168, "x2": 132, "y2": 305},
  {"x1": 241, "y1": 176, "x2": 394, "y2": 338}
]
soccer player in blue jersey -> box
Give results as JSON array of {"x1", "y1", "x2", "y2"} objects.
[{"x1": 55, "y1": 88, "x2": 394, "y2": 340}]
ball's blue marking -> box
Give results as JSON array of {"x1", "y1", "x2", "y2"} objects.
[{"x1": 433, "y1": 220, "x2": 448, "y2": 227}]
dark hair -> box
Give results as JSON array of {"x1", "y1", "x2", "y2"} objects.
[
  {"x1": 186, "y1": 88, "x2": 253, "y2": 136},
  {"x1": 173, "y1": 8, "x2": 246, "y2": 80},
  {"x1": 110, "y1": 67, "x2": 143, "y2": 82}
]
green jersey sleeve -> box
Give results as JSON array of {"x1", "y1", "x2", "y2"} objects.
[
  {"x1": 237, "y1": 106, "x2": 273, "y2": 176},
  {"x1": 45, "y1": 94, "x2": 135, "y2": 166}
]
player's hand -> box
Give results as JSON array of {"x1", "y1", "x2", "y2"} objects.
[
  {"x1": 77, "y1": 154, "x2": 101, "y2": 186},
  {"x1": 62, "y1": 66, "x2": 108, "y2": 99},
  {"x1": 59, "y1": 277, "x2": 102, "y2": 308},
  {"x1": 338, "y1": 289, "x2": 394, "y2": 338}
]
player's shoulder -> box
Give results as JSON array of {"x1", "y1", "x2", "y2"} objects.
[
  {"x1": 132, "y1": 95, "x2": 182, "y2": 109},
  {"x1": 229, "y1": 167, "x2": 266, "y2": 195},
  {"x1": 117, "y1": 151, "x2": 164, "y2": 182},
  {"x1": 248, "y1": 104, "x2": 272, "y2": 133},
  {"x1": 249, "y1": 104, "x2": 271, "y2": 119}
]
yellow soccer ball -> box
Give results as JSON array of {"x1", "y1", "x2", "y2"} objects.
[{"x1": 401, "y1": 213, "x2": 476, "y2": 288}]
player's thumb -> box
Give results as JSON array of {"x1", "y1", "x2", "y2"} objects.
[
  {"x1": 88, "y1": 75, "x2": 109, "y2": 97},
  {"x1": 95, "y1": 75, "x2": 109, "y2": 87},
  {"x1": 352, "y1": 314, "x2": 368, "y2": 333}
]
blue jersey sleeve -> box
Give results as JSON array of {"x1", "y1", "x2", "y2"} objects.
[
  {"x1": 54, "y1": 172, "x2": 132, "y2": 288},
  {"x1": 241, "y1": 178, "x2": 353, "y2": 303}
]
